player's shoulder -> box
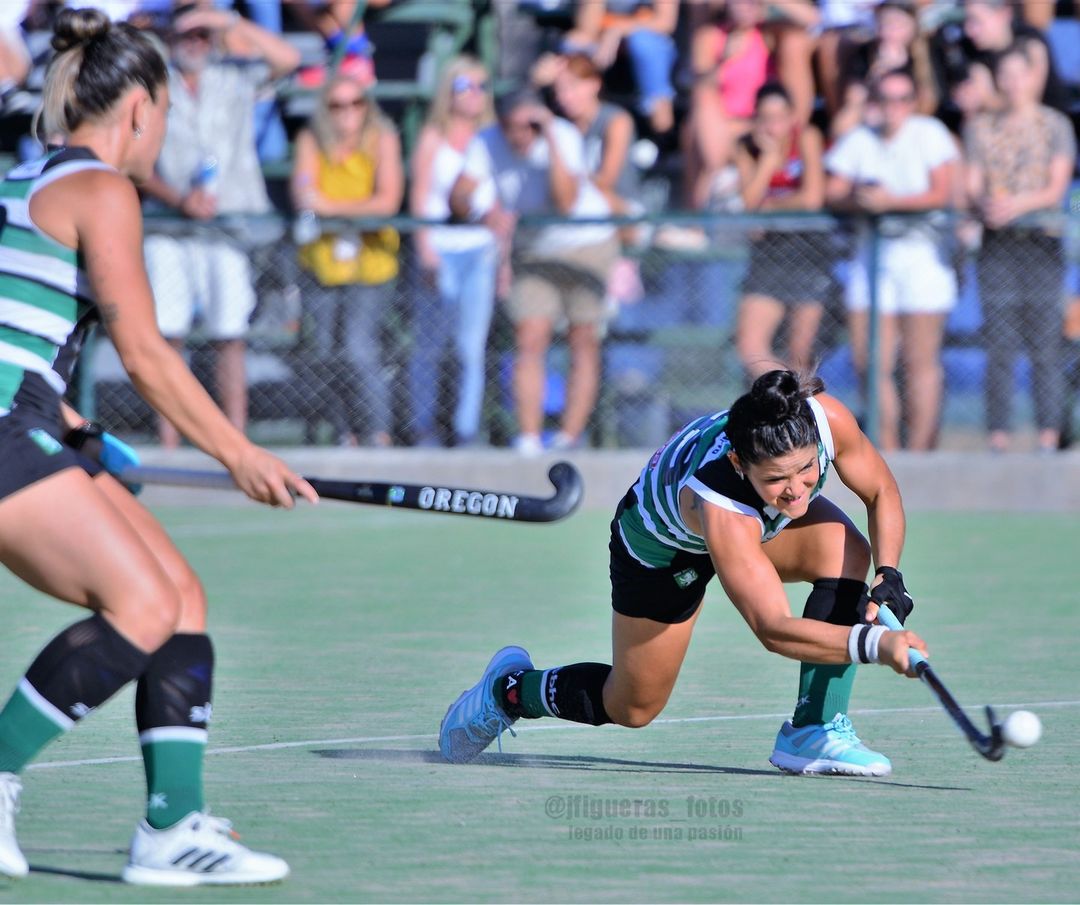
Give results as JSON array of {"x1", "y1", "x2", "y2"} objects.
[{"x1": 814, "y1": 393, "x2": 862, "y2": 453}]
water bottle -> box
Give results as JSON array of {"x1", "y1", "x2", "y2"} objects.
[
  {"x1": 191, "y1": 155, "x2": 219, "y2": 198},
  {"x1": 292, "y1": 208, "x2": 321, "y2": 245}
]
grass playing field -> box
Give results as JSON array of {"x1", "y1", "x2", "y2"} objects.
[{"x1": 0, "y1": 501, "x2": 1077, "y2": 903}]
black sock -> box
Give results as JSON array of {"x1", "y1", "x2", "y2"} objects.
[
  {"x1": 0, "y1": 614, "x2": 151, "y2": 772},
  {"x1": 135, "y1": 633, "x2": 214, "y2": 829},
  {"x1": 497, "y1": 663, "x2": 613, "y2": 726},
  {"x1": 25, "y1": 613, "x2": 151, "y2": 722}
]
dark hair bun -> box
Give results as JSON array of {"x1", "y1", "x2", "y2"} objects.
[
  {"x1": 52, "y1": 7, "x2": 112, "y2": 53},
  {"x1": 749, "y1": 370, "x2": 803, "y2": 424}
]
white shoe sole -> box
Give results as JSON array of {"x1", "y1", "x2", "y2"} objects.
[
  {"x1": 0, "y1": 860, "x2": 28, "y2": 879},
  {"x1": 769, "y1": 751, "x2": 892, "y2": 777},
  {"x1": 122, "y1": 863, "x2": 290, "y2": 887}
]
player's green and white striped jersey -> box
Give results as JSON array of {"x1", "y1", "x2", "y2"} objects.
[
  {"x1": 616, "y1": 396, "x2": 835, "y2": 568},
  {"x1": 0, "y1": 148, "x2": 109, "y2": 417}
]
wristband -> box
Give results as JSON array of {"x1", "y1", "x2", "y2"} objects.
[{"x1": 847, "y1": 624, "x2": 889, "y2": 664}]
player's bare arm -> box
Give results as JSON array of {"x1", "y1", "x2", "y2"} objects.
[{"x1": 35, "y1": 169, "x2": 315, "y2": 508}]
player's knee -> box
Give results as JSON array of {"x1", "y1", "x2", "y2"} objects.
[
  {"x1": 172, "y1": 564, "x2": 208, "y2": 631},
  {"x1": 104, "y1": 576, "x2": 183, "y2": 652}
]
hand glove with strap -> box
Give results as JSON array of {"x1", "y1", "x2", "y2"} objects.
[
  {"x1": 64, "y1": 421, "x2": 142, "y2": 494},
  {"x1": 867, "y1": 565, "x2": 914, "y2": 625}
]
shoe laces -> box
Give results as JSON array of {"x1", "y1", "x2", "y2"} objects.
[
  {"x1": 824, "y1": 714, "x2": 860, "y2": 745},
  {"x1": 466, "y1": 702, "x2": 517, "y2": 754}
]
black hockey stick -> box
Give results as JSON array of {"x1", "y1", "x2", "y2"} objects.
[
  {"x1": 878, "y1": 607, "x2": 1005, "y2": 761},
  {"x1": 118, "y1": 461, "x2": 584, "y2": 523}
]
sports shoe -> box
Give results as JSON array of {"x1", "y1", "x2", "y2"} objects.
[
  {"x1": 513, "y1": 434, "x2": 543, "y2": 458},
  {"x1": 439, "y1": 646, "x2": 534, "y2": 764},
  {"x1": 122, "y1": 811, "x2": 290, "y2": 886},
  {"x1": 0, "y1": 772, "x2": 28, "y2": 878},
  {"x1": 769, "y1": 713, "x2": 892, "y2": 777}
]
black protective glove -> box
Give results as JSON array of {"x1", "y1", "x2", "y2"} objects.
[{"x1": 867, "y1": 565, "x2": 914, "y2": 625}]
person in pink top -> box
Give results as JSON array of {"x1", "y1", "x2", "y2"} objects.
[{"x1": 684, "y1": 0, "x2": 819, "y2": 209}]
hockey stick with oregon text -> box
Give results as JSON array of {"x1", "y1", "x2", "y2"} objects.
[
  {"x1": 118, "y1": 461, "x2": 584, "y2": 524},
  {"x1": 877, "y1": 606, "x2": 1005, "y2": 761}
]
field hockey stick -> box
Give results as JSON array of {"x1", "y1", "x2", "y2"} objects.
[
  {"x1": 118, "y1": 461, "x2": 584, "y2": 524},
  {"x1": 876, "y1": 606, "x2": 1005, "y2": 761}
]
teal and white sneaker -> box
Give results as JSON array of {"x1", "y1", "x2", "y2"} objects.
[
  {"x1": 439, "y1": 646, "x2": 534, "y2": 764},
  {"x1": 769, "y1": 713, "x2": 892, "y2": 776}
]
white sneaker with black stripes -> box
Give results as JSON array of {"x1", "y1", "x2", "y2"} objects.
[{"x1": 121, "y1": 811, "x2": 289, "y2": 886}]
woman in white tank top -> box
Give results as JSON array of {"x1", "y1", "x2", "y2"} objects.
[{"x1": 407, "y1": 56, "x2": 497, "y2": 447}]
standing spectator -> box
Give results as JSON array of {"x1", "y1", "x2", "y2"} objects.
[
  {"x1": 563, "y1": 0, "x2": 679, "y2": 136},
  {"x1": 139, "y1": 4, "x2": 299, "y2": 449},
  {"x1": 734, "y1": 83, "x2": 828, "y2": 380},
  {"x1": 964, "y1": 44, "x2": 1075, "y2": 452},
  {"x1": 408, "y1": 56, "x2": 497, "y2": 448},
  {"x1": 450, "y1": 89, "x2": 620, "y2": 454},
  {"x1": 831, "y1": 0, "x2": 938, "y2": 139},
  {"x1": 825, "y1": 69, "x2": 958, "y2": 451},
  {"x1": 291, "y1": 72, "x2": 404, "y2": 447},
  {"x1": 545, "y1": 53, "x2": 645, "y2": 304}
]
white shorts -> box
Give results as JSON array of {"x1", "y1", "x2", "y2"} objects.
[
  {"x1": 845, "y1": 237, "x2": 957, "y2": 316},
  {"x1": 145, "y1": 235, "x2": 257, "y2": 339}
]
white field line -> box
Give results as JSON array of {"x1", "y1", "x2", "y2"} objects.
[{"x1": 26, "y1": 698, "x2": 1080, "y2": 772}]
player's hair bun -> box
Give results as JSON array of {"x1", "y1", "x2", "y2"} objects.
[
  {"x1": 749, "y1": 369, "x2": 803, "y2": 425},
  {"x1": 52, "y1": 7, "x2": 112, "y2": 53}
]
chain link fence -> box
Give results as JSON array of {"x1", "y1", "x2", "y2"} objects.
[{"x1": 74, "y1": 208, "x2": 1080, "y2": 452}]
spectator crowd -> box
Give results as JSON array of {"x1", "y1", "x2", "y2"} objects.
[{"x1": 0, "y1": 0, "x2": 1077, "y2": 454}]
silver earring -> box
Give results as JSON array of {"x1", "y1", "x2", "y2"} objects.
[{"x1": 133, "y1": 126, "x2": 143, "y2": 139}]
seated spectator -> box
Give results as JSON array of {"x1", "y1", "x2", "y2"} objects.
[
  {"x1": 733, "y1": 83, "x2": 828, "y2": 380},
  {"x1": 932, "y1": 0, "x2": 1071, "y2": 115},
  {"x1": 825, "y1": 68, "x2": 959, "y2": 452},
  {"x1": 562, "y1": 0, "x2": 679, "y2": 136},
  {"x1": 291, "y1": 0, "x2": 390, "y2": 88},
  {"x1": 831, "y1": 0, "x2": 938, "y2": 139},
  {"x1": 684, "y1": 0, "x2": 819, "y2": 209},
  {"x1": 0, "y1": 1, "x2": 31, "y2": 108},
  {"x1": 139, "y1": 4, "x2": 300, "y2": 448},
  {"x1": 685, "y1": 0, "x2": 772, "y2": 209},
  {"x1": 816, "y1": 0, "x2": 883, "y2": 119},
  {"x1": 408, "y1": 56, "x2": 498, "y2": 448},
  {"x1": 450, "y1": 89, "x2": 620, "y2": 454},
  {"x1": 964, "y1": 44, "x2": 1075, "y2": 453},
  {"x1": 291, "y1": 72, "x2": 404, "y2": 447}
]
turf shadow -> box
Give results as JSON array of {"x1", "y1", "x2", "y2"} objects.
[
  {"x1": 312, "y1": 748, "x2": 972, "y2": 789},
  {"x1": 28, "y1": 864, "x2": 123, "y2": 883},
  {"x1": 312, "y1": 747, "x2": 779, "y2": 777}
]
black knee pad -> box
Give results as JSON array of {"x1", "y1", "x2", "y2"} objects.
[{"x1": 802, "y1": 578, "x2": 868, "y2": 627}]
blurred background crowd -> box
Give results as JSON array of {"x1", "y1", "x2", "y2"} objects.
[{"x1": 1, "y1": 0, "x2": 1078, "y2": 454}]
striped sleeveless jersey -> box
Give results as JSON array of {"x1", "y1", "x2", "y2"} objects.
[
  {"x1": 0, "y1": 148, "x2": 110, "y2": 417},
  {"x1": 616, "y1": 396, "x2": 836, "y2": 568}
]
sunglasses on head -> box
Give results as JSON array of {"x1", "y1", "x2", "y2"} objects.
[
  {"x1": 328, "y1": 97, "x2": 367, "y2": 112},
  {"x1": 452, "y1": 76, "x2": 488, "y2": 94}
]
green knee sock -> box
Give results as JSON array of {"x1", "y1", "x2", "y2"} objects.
[
  {"x1": 0, "y1": 684, "x2": 66, "y2": 773},
  {"x1": 792, "y1": 663, "x2": 857, "y2": 728},
  {"x1": 495, "y1": 669, "x2": 548, "y2": 719},
  {"x1": 140, "y1": 737, "x2": 206, "y2": 829}
]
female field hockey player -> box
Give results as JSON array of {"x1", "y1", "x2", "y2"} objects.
[
  {"x1": 0, "y1": 8, "x2": 316, "y2": 885},
  {"x1": 440, "y1": 369, "x2": 928, "y2": 776}
]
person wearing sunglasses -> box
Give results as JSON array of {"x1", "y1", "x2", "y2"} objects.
[
  {"x1": 825, "y1": 68, "x2": 959, "y2": 453},
  {"x1": 138, "y1": 2, "x2": 299, "y2": 450},
  {"x1": 290, "y1": 73, "x2": 404, "y2": 447},
  {"x1": 407, "y1": 56, "x2": 498, "y2": 448}
]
